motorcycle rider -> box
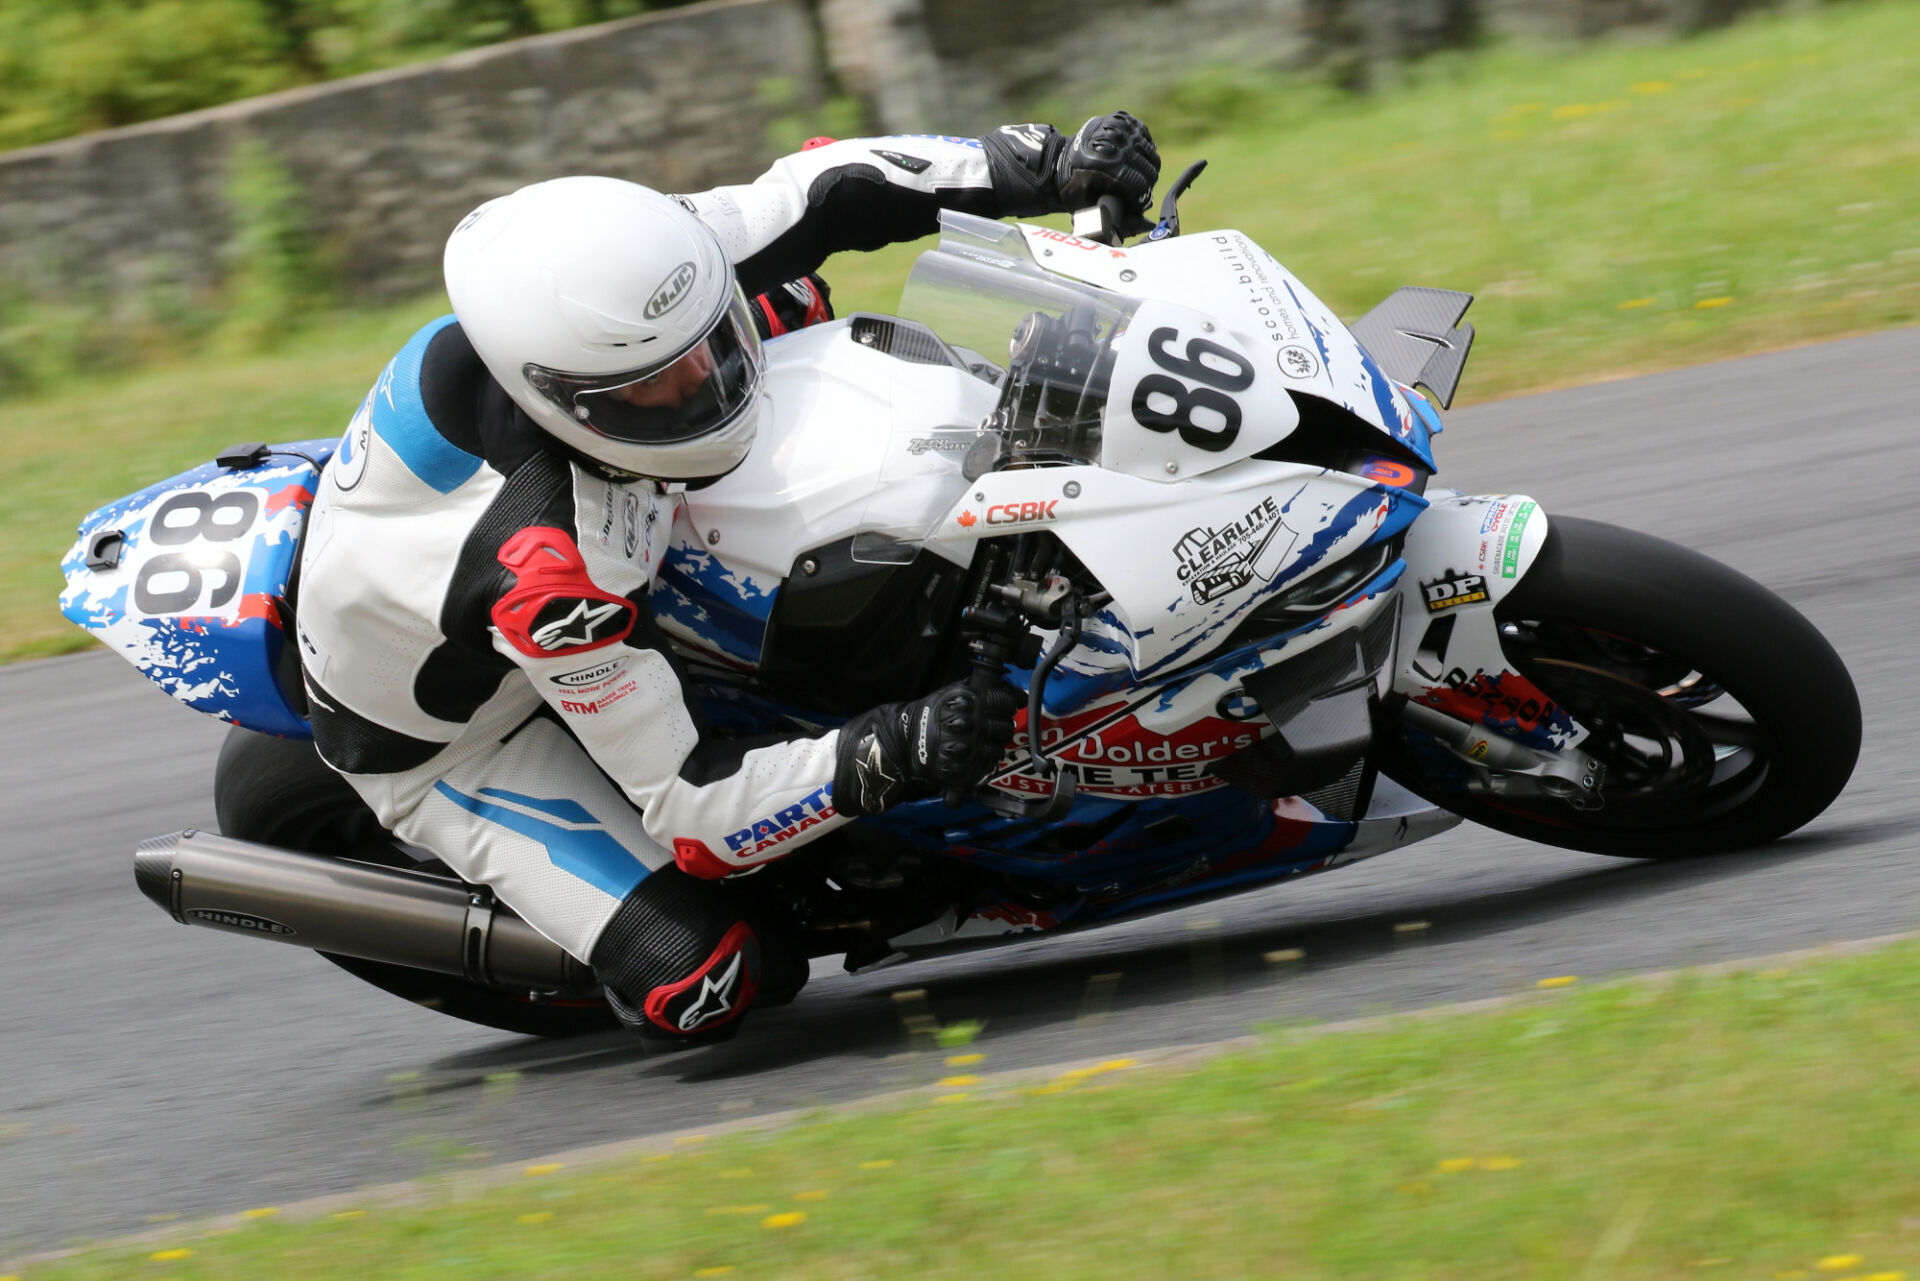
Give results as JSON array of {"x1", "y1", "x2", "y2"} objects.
[{"x1": 294, "y1": 115, "x2": 1161, "y2": 1042}]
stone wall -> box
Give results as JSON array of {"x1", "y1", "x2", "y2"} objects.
[
  {"x1": 0, "y1": 0, "x2": 1788, "y2": 321},
  {"x1": 0, "y1": 0, "x2": 822, "y2": 308}
]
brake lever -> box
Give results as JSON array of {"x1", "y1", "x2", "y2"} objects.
[{"x1": 1148, "y1": 159, "x2": 1208, "y2": 242}]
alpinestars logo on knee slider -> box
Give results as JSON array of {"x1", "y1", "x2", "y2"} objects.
[{"x1": 642, "y1": 921, "x2": 761, "y2": 1035}]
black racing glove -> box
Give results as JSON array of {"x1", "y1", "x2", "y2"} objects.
[
  {"x1": 979, "y1": 111, "x2": 1161, "y2": 232},
  {"x1": 833, "y1": 679, "x2": 1025, "y2": 816}
]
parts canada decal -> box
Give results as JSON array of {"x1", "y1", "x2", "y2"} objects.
[{"x1": 723, "y1": 785, "x2": 836, "y2": 857}]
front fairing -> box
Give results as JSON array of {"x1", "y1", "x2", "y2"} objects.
[{"x1": 1001, "y1": 220, "x2": 1438, "y2": 469}]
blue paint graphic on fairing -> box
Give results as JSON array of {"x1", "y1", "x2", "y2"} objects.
[
  {"x1": 1405, "y1": 384, "x2": 1445, "y2": 437},
  {"x1": 433, "y1": 781, "x2": 648, "y2": 899},
  {"x1": 58, "y1": 441, "x2": 337, "y2": 738},
  {"x1": 1357, "y1": 348, "x2": 1435, "y2": 465},
  {"x1": 1038, "y1": 666, "x2": 1132, "y2": 716},
  {"x1": 1137, "y1": 487, "x2": 1406, "y2": 681},
  {"x1": 660, "y1": 547, "x2": 776, "y2": 620},
  {"x1": 368, "y1": 316, "x2": 481, "y2": 494},
  {"x1": 654, "y1": 545, "x2": 776, "y2": 666},
  {"x1": 1281, "y1": 282, "x2": 1437, "y2": 470},
  {"x1": 1286, "y1": 281, "x2": 1335, "y2": 372},
  {"x1": 477, "y1": 787, "x2": 599, "y2": 827},
  {"x1": 861, "y1": 782, "x2": 1364, "y2": 928},
  {"x1": 652, "y1": 580, "x2": 764, "y2": 667}
]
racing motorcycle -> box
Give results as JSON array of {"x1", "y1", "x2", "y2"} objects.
[{"x1": 60, "y1": 164, "x2": 1861, "y2": 1037}]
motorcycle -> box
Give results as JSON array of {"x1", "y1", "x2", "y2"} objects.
[{"x1": 59, "y1": 164, "x2": 1861, "y2": 1037}]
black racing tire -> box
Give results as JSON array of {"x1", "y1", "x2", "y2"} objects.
[
  {"x1": 213, "y1": 728, "x2": 618, "y2": 1037},
  {"x1": 1380, "y1": 516, "x2": 1860, "y2": 857}
]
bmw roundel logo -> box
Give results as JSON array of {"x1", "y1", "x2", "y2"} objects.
[{"x1": 1216, "y1": 688, "x2": 1263, "y2": 721}]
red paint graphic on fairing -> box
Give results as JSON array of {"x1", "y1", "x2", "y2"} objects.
[
  {"x1": 492, "y1": 527, "x2": 637, "y2": 658},
  {"x1": 992, "y1": 703, "x2": 1268, "y2": 799},
  {"x1": 174, "y1": 592, "x2": 284, "y2": 633},
  {"x1": 264, "y1": 485, "x2": 313, "y2": 515},
  {"x1": 1415, "y1": 667, "x2": 1576, "y2": 748}
]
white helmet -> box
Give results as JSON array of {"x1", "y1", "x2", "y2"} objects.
[{"x1": 444, "y1": 176, "x2": 765, "y2": 479}]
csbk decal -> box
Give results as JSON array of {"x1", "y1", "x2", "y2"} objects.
[
  {"x1": 1421, "y1": 570, "x2": 1489, "y2": 612},
  {"x1": 492, "y1": 527, "x2": 637, "y2": 658},
  {"x1": 987, "y1": 500, "x2": 1057, "y2": 526}
]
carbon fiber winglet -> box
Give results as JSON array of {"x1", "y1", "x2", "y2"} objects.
[{"x1": 1350, "y1": 287, "x2": 1476, "y2": 408}]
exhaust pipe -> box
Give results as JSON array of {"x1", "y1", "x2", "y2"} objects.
[{"x1": 135, "y1": 830, "x2": 594, "y2": 993}]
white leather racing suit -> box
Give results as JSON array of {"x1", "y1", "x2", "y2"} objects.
[{"x1": 294, "y1": 134, "x2": 1020, "y2": 1033}]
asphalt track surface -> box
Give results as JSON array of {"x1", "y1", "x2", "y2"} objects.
[{"x1": 5, "y1": 327, "x2": 1917, "y2": 1255}]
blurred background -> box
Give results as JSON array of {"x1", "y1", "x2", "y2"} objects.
[{"x1": 1, "y1": 0, "x2": 1915, "y2": 663}]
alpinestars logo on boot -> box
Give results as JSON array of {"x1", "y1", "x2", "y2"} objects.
[{"x1": 676, "y1": 950, "x2": 742, "y2": 1031}]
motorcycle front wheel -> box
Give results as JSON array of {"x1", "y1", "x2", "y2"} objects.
[{"x1": 1380, "y1": 516, "x2": 1860, "y2": 857}]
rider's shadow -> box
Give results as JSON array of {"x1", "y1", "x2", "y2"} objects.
[
  {"x1": 671, "y1": 820, "x2": 1878, "y2": 1083},
  {"x1": 423, "y1": 819, "x2": 1878, "y2": 1089}
]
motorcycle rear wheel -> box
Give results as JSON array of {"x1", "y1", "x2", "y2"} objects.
[
  {"x1": 213, "y1": 728, "x2": 618, "y2": 1037},
  {"x1": 1381, "y1": 516, "x2": 1860, "y2": 857}
]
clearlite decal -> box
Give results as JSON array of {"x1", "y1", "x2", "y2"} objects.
[{"x1": 1172, "y1": 495, "x2": 1298, "y2": 604}]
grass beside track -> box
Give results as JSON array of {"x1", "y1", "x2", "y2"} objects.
[
  {"x1": 6, "y1": 0, "x2": 1920, "y2": 661},
  {"x1": 21, "y1": 939, "x2": 1920, "y2": 1280}
]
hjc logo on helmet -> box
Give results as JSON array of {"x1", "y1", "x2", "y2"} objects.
[{"x1": 644, "y1": 262, "x2": 699, "y2": 319}]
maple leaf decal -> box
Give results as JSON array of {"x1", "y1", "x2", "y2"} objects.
[{"x1": 957, "y1": 509, "x2": 977, "y2": 528}]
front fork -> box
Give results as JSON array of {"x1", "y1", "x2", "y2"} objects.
[
  {"x1": 1398, "y1": 698, "x2": 1605, "y2": 807},
  {"x1": 1390, "y1": 492, "x2": 1606, "y2": 809}
]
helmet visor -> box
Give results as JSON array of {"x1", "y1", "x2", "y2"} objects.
[{"x1": 525, "y1": 289, "x2": 764, "y2": 446}]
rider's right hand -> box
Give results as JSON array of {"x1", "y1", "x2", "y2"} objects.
[
  {"x1": 979, "y1": 111, "x2": 1161, "y2": 230},
  {"x1": 833, "y1": 680, "x2": 1024, "y2": 816}
]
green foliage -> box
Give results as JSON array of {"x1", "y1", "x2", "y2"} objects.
[
  {"x1": 763, "y1": 90, "x2": 868, "y2": 156},
  {"x1": 0, "y1": 0, "x2": 672, "y2": 152},
  {"x1": 217, "y1": 137, "x2": 328, "y2": 351}
]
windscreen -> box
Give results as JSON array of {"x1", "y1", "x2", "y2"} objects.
[{"x1": 847, "y1": 215, "x2": 1138, "y2": 565}]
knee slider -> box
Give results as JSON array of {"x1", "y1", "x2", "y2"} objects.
[{"x1": 590, "y1": 867, "x2": 761, "y2": 1039}]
